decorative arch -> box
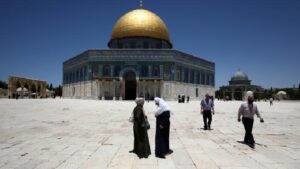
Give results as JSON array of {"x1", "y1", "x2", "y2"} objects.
[
  {"x1": 103, "y1": 65, "x2": 111, "y2": 76},
  {"x1": 16, "y1": 81, "x2": 21, "y2": 88},
  {"x1": 119, "y1": 67, "x2": 139, "y2": 80},
  {"x1": 234, "y1": 88, "x2": 243, "y2": 100},
  {"x1": 8, "y1": 76, "x2": 47, "y2": 98}
]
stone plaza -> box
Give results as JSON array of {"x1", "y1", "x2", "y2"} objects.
[{"x1": 0, "y1": 99, "x2": 299, "y2": 169}]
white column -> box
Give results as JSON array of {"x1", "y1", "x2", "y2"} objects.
[{"x1": 101, "y1": 81, "x2": 105, "y2": 100}]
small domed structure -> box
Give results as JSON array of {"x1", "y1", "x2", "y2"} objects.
[
  {"x1": 219, "y1": 69, "x2": 263, "y2": 100},
  {"x1": 231, "y1": 70, "x2": 249, "y2": 81},
  {"x1": 229, "y1": 70, "x2": 251, "y2": 85}
]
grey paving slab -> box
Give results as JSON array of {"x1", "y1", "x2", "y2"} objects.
[{"x1": 0, "y1": 99, "x2": 300, "y2": 169}]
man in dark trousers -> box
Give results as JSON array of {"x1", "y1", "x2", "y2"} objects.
[
  {"x1": 238, "y1": 91, "x2": 264, "y2": 148},
  {"x1": 200, "y1": 94, "x2": 214, "y2": 130}
]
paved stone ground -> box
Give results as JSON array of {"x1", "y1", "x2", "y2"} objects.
[{"x1": 0, "y1": 99, "x2": 299, "y2": 169}]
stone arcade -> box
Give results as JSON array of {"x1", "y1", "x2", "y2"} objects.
[
  {"x1": 63, "y1": 9, "x2": 215, "y2": 100},
  {"x1": 8, "y1": 76, "x2": 47, "y2": 98}
]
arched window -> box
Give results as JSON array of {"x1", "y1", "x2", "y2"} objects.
[
  {"x1": 141, "y1": 65, "x2": 148, "y2": 77},
  {"x1": 73, "y1": 71, "x2": 76, "y2": 82},
  {"x1": 130, "y1": 42, "x2": 135, "y2": 48},
  {"x1": 190, "y1": 70, "x2": 195, "y2": 83},
  {"x1": 103, "y1": 65, "x2": 110, "y2": 76},
  {"x1": 156, "y1": 43, "x2": 162, "y2": 49},
  {"x1": 196, "y1": 71, "x2": 200, "y2": 84},
  {"x1": 184, "y1": 68, "x2": 189, "y2": 83},
  {"x1": 153, "y1": 65, "x2": 159, "y2": 77},
  {"x1": 136, "y1": 42, "x2": 143, "y2": 48},
  {"x1": 200, "y1": 72, "x2": 205, "y2": 84},
  {"x1": 206, "y1": 74, "x2": 209, "y2": 85},
  {"x1": 76, "y1": 69, "x2": 79, "y2": 82},
  {"x1": 176, "y1": 66, "x2": 181, "y2": 81},
  {"x1": 80, "y1": 68, "x2": 83, "y2": 81},
  {"x1": 163, "y1": 65, "x2": 171, "y2": 80},
  {"x1": 69, "y1": 72, "x2": 72, "y2": 83},
  {"x1": 83, "y1": 66, "x2": 86, "y2": 80},
  {"x1": 144, "y1": 41, "x2": 149, "y2": 48},
  {"x1": 114, "y1": 65, "x2": 121, "y2": 77},
  {"x1": 118, "y1": 43, "x2": 123, "y2": 48}
]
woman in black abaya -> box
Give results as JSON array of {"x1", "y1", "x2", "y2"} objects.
[
  {"x1": 154, "y1": 97, "x2": 173, "y2": 159},
  {"x1": 130, "y1": 98, "x2": 151, "y2": 158}
]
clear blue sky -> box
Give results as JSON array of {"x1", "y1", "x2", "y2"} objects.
[{"x1": 0, "y1": 0, "x2": 299, "y2": 89}]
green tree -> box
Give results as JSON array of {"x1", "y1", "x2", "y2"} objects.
[
  {"x1": 54, "y1": 85, "x2": 62, "y2": 97},
  {"x1": 0, "y1": 80, "x2": 8, "y2": 89},
  {"x1": 215, "y1": 90, "x2": 220, "y2": 99},
  {"x1": 49, "y1": 83, "x2": 53, "y2": 90}
]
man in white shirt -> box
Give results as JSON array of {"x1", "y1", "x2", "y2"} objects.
[
  {"x1": 201, "y1": 94, "x2": 214, "y2": 130},
  {"x1": 238, "y1": 91, "x2": 264, "y2": 147}
]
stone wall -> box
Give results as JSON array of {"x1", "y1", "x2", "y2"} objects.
[
  {"x1": 63, "y1": 80, "x2": 214, "y2": 101},
  {"x1": 162, "y1": 81, "x2": 214, "y2": 101},
  {"x1": 8, "y1": 76, "x2": 47, "y2": 98},
  {"x1": 0, "y1": 88, "x2": 8, "y2": 98},
  {"x1": 63, "y1": 81, "x2": 97, "y2": 99}
]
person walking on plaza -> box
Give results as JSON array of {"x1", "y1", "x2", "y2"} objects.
[
  {"x1": 270, "y1": 97, "x2": 273, "y2": 106},
  {"x1": 154, "y1": 97, "x2": 173, "y2": 159},
  {"x1": 238, "y1": 91, "x2": 264, "y2": 148},
  {"x1": 130, "y1": 98, "x2": 151, "y2": 158},
  {"x1": 200, "y1": 94, "x2": 214, "y2": 130}
]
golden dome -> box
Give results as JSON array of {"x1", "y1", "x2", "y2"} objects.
[{"x1": 110, "y1": 9, "x2": 171, "y2": 43}]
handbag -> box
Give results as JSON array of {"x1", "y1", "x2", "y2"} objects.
[
  {"x1": 141, "y1": 115, "x2": 150, "y2": 130},
  {"x1": 128, "y1": 111, "x2": 134, "y2": 123}
]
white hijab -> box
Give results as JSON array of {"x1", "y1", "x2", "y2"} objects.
[{"x1": 154, "y1": 97, "x2": 172, "y2": 117}]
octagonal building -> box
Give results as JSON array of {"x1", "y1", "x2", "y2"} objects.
[
  {"x1": 219, "y1": 70, "x2": 263, "y2": 100},
  {"x1": 62, "y1": 9, "x2": 215, "y2": 100}
]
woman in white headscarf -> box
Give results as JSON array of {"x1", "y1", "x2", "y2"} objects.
[{"x1": 154, "y1": 97, "x2": 173, "y2": 158}]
